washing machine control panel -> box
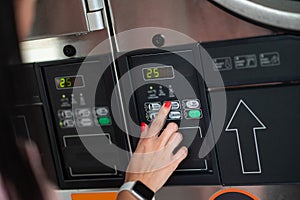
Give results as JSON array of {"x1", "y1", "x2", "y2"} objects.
[{"x1": 24, "y1": 35, "x2": 300, "y2": 189}]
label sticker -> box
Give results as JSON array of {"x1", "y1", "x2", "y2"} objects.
[
  {"x1": 234, "y1": 54, "x2": 257, "y2": 69},
  {"x1": 213, "y1": 57, "x2": 233, "y2": 71},
  {"x1": 259, "y1": 52, "x2": 280, "y2": 67}
]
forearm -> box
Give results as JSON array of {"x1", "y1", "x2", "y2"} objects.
[{"x1": 117, "y1": 191, "x2": 138, "y2": 200}]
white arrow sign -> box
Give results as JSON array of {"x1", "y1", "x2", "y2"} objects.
[{"x1": 226, "y1": 99, "x2": 266, "y2": 174}]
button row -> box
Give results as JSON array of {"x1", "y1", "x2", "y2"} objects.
[
  {"x1": 58, "y1": 107, "x2": 111, "y2": 128},
  {"x1": 59, "y1": 107, "x2": 110, "y2": 119},
  {"x1": 59, "y1": 117, "x2": 112, "y2": 128},
  {"x1": 145, "y1": 99, "x2": 201, "y2": 122},
  {"x1": 59, "y1": 118, "x2": 94, "y2": 128},
  {"x1": 146, "y1": 109, "x2": 202, "y2": 121},
  {"x1": 148, "y1": 111, "x2": 183, "y2": 121},
  {"x1": 145, "y1": 99, "x2": 199, "y2": 112}
]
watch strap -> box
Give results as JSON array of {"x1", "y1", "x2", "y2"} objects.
[{"x1": 119, "y1": 181, "x2": 155, "y2": 200}]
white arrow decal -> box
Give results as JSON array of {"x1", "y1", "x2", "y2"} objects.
[{"x1": 226, "y1": 99, "x2": 266, "y2": 174}]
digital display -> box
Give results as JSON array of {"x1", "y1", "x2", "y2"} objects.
[
  {"x1": 142, "y1": 66, "x2": 174, "y2": 81},
  {"x1": 55, "y1": 75, "x2": 85, "y2": 90}
]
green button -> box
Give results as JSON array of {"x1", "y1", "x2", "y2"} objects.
[
  {"x1": 188, "y1": 110, "x2": 202, "y2": 118},
  {"x1": 98, "y1": 117, "x2": 111, "y2": 125}
]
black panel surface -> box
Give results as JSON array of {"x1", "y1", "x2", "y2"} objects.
[
  {"x1": 117, "y1": 44, "x2": 220, "y2": 185},
  {"x1": 216, "y1": 84, "x2": 300, "y2": 185},
  {"x1": 202, "y1": 35, "x2": 300, "y2": 87},
  {"x1": 42, "y1": 57, "x2": 130, "y2": 189}
]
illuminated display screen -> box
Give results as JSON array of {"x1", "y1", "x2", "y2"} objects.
[
  {"x1": 142, "y1": 66, "x2": 174, "y2": 81},
  {"x1": 55, "y1": 75, "x2": 85, "y2": 90}
]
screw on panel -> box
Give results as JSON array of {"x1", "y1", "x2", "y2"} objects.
[{"x1": 63, "y1": 45, "x2": 77, "y2": 57}]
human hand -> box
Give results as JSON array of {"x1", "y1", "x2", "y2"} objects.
[{"x1": 125, "y1": 101, "x2": 188, "y2": 192}]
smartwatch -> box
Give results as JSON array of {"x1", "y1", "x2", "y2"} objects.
[{"x1": 118, "y1": 181, "x2": 155, "y2": 200}]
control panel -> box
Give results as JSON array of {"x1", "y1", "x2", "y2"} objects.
[
  {"x1": 42, "y1": 57, "x2": 130, "y2": 188},
  {"x1": 12, "y1": 35, "x2": 300, "y2": 189},
  {"x1": 117, "y1": 45, "x2": 220, "y2": 185}
]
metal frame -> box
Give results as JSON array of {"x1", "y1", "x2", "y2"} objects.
[{"x1": 211, "y1": 0, "x2": 300, "y2": 31}]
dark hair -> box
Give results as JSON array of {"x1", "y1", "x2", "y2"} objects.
[{"x1": 0, "y1": 0, "x2": 44, "y2": 199}]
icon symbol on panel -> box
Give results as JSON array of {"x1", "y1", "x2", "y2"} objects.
[
  {"x1": 95, "y1": 107, "x2": 109, "y2": 116},
  {"x1": 213, "y1": 57, "x2": 232, "y2": 71},
  {"x1": 76, "y1": 108, "x2": 91, "y2": 118},
  {"x1": 71, "y1": 94, "x2": 78, "y2": 105},
  {"x1": 168, "y1": 111, "x2": 182, "y2": 120},
  {"x1": 79, "y1": 93, "x2": 86, "y2": 106},
  {"x1": 58, "y1": 109, "x2": 73, "y2": 119},
  {"x1": 182, "y1": 99, "x2": 200, "y2": 109},
  {"x1": 59, "y1": 119, "x2": 75, "y2": 128},
  {"x1": 60, "y1": 94, "x2": 71, "y2": 107},
  {"x1": 148, "y1": 102, "x2": 161, "y2": 111},
  {"x1": 234, "y1": 54, "x2": 257, "y2": 69},
  {"x1": 77, "y1": 118, "x2": 93, "y2": 127},
  {"x1": 260, "y1": 52, "x2": 280, "y2": 67},
  {"x1": 148, "y1": 112, "x2": 158, "y2": 121}
]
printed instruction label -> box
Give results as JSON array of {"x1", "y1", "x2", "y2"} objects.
[
  {"x1": 213, "y1": 57, "x2": 232, "y2": 71},
  {"x1": 259, "y1": 52, "x2": 280, "y2": 67},
  {"x1": 234, "y1": 54, "x2": 257, "y2": 69}
]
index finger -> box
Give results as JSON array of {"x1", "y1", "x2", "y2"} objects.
[{"x1": 146, "y1": 101, "x2": 172, "y2": 138}]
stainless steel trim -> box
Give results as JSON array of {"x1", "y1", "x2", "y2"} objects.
[
  {"x1": 20, "y1": 30, "x2": 110, "y2": 63},
  {"x1": 26, "y1": 0, "x2": 107, "y2": 39},
  {"x1": 106, "y1": 0, "x2": 119, "y2": 52},
  {"x1": 157, "y1": 185, "x2": 300, "y2": 200},
  {"x1": 87, "y1": 11, "x2": 105, "y2": 31},
  {"x1": 212, "y1": 0, "x2": 300, "y2": 31},
  {"x1": 27, "y1": 0, "x2": 89, "y2": 39},
  {"x1": 56, "y1": 185, "x2": 300, "y2": 200},
  {"x1": 86, "y1": 0, "x2": 104, "y2": 11},
  {"x1": 102, "y1": 0, "x2": 133, "y2": 156}
]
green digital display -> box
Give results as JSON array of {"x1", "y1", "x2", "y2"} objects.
[
  {"x1": 55, "y1": 75, "x2": 84, "y2": 90},
  {"x1": 142, "y1": 66, "x2": 174, "y2": 81}
]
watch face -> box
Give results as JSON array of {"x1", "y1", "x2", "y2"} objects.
[{"x1": 133, "y1": 181, "x2": 155, "y2": 200}]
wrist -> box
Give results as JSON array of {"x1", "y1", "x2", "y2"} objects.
[
  {"x1": 119, "y1": 181, "x2": 155, "y2": 200},
  {"x1": 125, "y1": 175, "x2": 157, "y2": 192}
]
